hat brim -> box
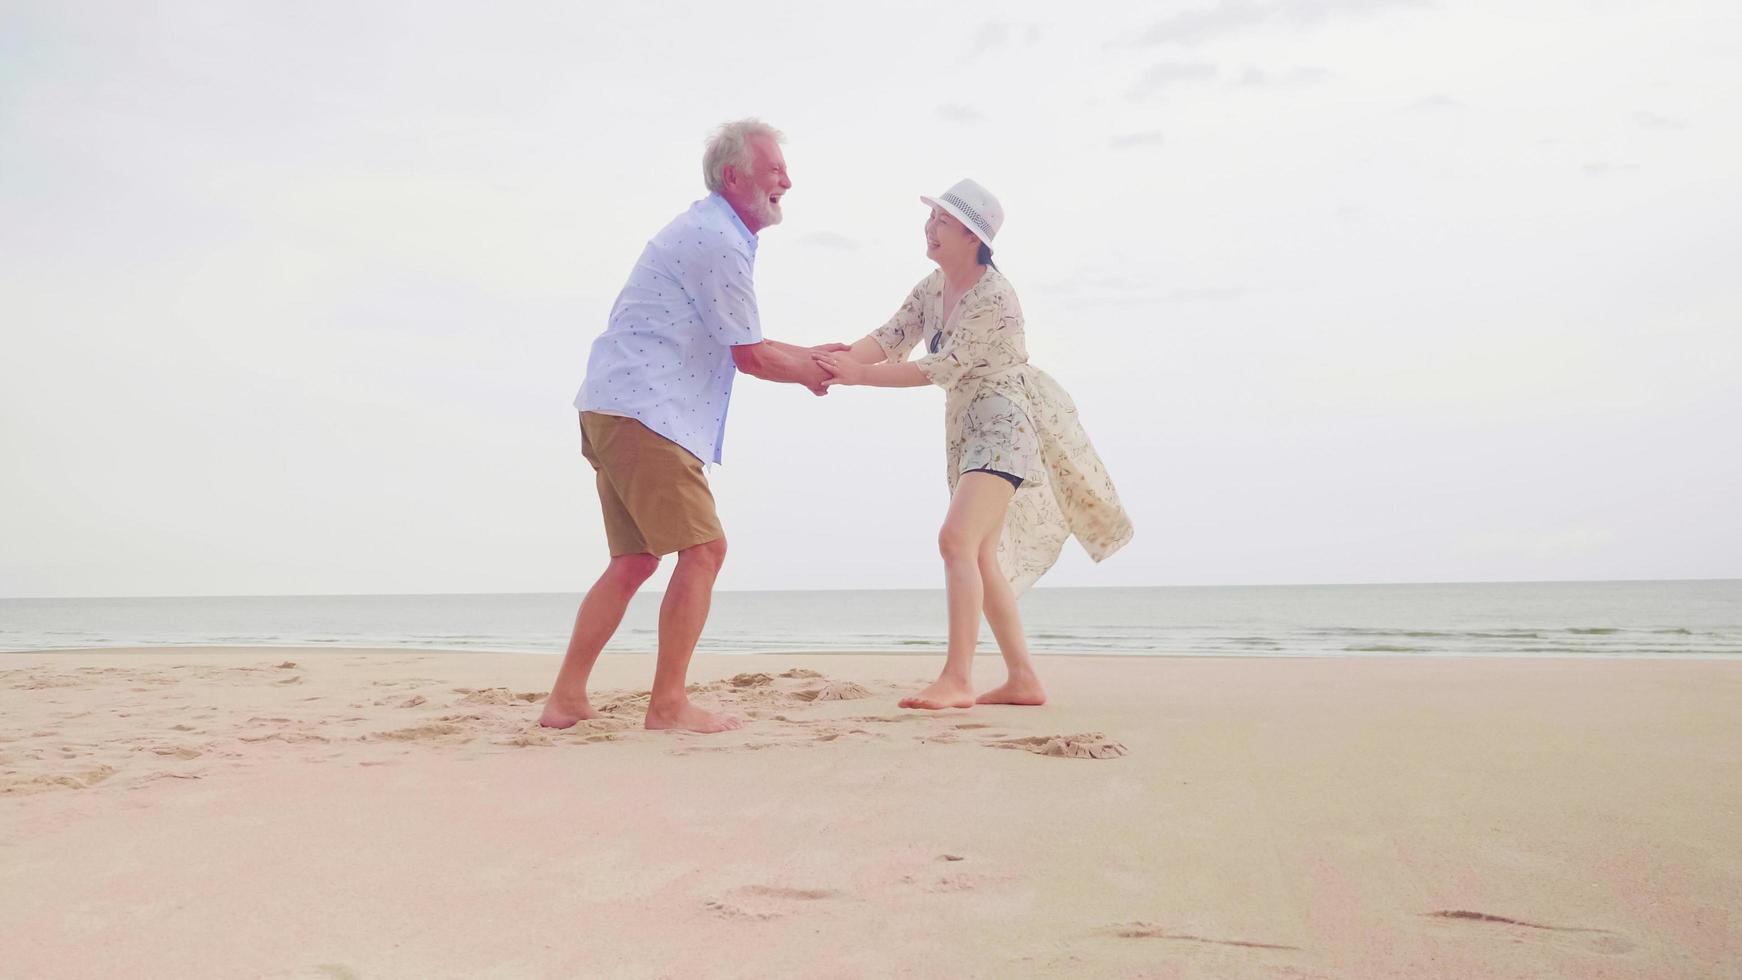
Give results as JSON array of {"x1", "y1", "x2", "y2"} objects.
[{"x1": 919, "y1": 195, "x2": 993, "y2": 247}]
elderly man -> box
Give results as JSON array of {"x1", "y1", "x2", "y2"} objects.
[{"x1": 539, "y1": 119, "x2": 831, "y2": 734}]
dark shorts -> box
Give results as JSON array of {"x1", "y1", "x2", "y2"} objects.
[{"x1": 967, "y1": 467, "x2": 1023, "y2": 491}]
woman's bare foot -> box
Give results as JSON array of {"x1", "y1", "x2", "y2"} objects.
[
  {"x1": 899, "y1": 676, "x2": 977, "y2": 710},
  {"x1": 976, "y1": 674, "x2": 1047, "y2": 706},
  {"x1": 538, "y1": 693, "x2": 596, "y2": 729},
  {"x1": 644, "y1": 698, "x2": 743, "y2": 734}
]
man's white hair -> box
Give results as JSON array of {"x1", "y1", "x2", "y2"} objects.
[{"x1": 703, "y1": 118, "x2": 784, "y2": 193}]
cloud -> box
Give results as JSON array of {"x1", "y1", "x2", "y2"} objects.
[
  {"x1": 1581, "y1": 162, "x2": 1639, "y2": 177},
  {"x1": 1137, "y1": 0, "x2": 1270, "y2": 45},
  {"x1": 1136, "y1": 0, "x2": 1430, "y2": 46},
  {"x1": 1038, "y1": 275, "x2": 1164, "y2": 306},
  {"x1": 1406, "y1": 94, "x2": 1464, "y2": 111},
  {"x1": 1128, "y1": 61, "x2": 1218, "y2": 98},
  {"x1": 1109, "y1": 130, "x2": 1166, "y2": 149},
  {"x1": 967, "y1": 20, "x2": 1043, "y2": 56},
  {"x1": 1235, "y1": 65, "x2": 1335, "y2": 88},
  {"x1": 1634, "y1": 110, "x2": 1688, "y2": 131},
  {"x1": 936, "y1": 104, "x2": 983, "y2": 123},
  {"x1": 798, "y1": 231, "x2": 861, "y2": 251},
  {"x1": 1041, "y1": 280, "x2": 1247, "y2": 309},
  {"x1": 970, "y1": 22, "x2": 1013, "y2": 56}
]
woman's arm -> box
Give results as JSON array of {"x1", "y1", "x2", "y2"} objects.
[
  {"x1": 810, "y1": 351, "x2": 929, "y2": 388},
  {"x1": 842, "y1": 336, "x2": 891, "y2": 364},
  {"x1": 801, "y1": 336, "x2": 897, "y2": 364}
]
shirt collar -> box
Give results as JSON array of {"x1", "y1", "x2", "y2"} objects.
[{"x1": 707, "y1": 193, "x2": 759, "y2": 254}]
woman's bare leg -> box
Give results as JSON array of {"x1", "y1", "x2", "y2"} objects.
[
  {"x1": 975, "y1": 531, "x2": 1046, "y2": 705},
  {"x1": 901, "y1": 473, "x2": 1016, "y2": 710}
]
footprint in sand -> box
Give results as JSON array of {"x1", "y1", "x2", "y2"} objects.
[
  {"x1": 500, "y1": 731, "x2": 555, "y2": 748},
  {"x1": 599, "y1": 691, "x2": 651, "y2": 714},
  {"x1": 811, "y1": 728, "x2": 876, "y2": 743},
  {"x1": 742, "y1": 885, "x2": 838, "y2": 900},
  {"x1": 702, "y1": 900, "x2": 779, "y2": 921},
  {"x1": 263, "y1": 964, "x2": 360, "y2": 980},
  {"x1": 992, "y1": 733, "x2": 1127, "y2": 760},
  {"x1": 369, "y1": 723, "x2": 470, "y2": 743},
  {"x1": 0, "y1": 764, "x2": 117, "y2": 796},
  {"x1": 705, "y1": 885, "x2": 841, "y2": 919},
  {"x1": 240, "y1": 731, "x2": 332, "y2": 744},
  {"x1": 452, "y1": 687, "x2": 545, "y2": 706},
  {"x1": 800, "y1": 681, "x2": 873, "y2": 702},
  {"x1": 500, "y1": 714, "x2": 633, "y2": 748},
  {"x1": 1422, "y1": 909, "x2": 1635, "y2": 955},
  {"x1": 140, "y1": 770, "x2": 206, "y2": 784},
  {"x1": 718, "y1": 673, "x2": 855, "y2": 702},
  {"x1": 1107, "y1": 922, "x2": 1299, "y2": 951}
]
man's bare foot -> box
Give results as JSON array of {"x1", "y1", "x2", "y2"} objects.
[
  {"x1": 644, "y1": 699, "x2": 743, "y2": 734},
  {"x1": 899, "y1": 677, "x2": 976, "y2": 710},
  {"x1": 538, "y1": 693, "x2": 596, "y2": 729},
  {"x1": 976, "y1": 675, "x2": 1047, "y2": 706}
]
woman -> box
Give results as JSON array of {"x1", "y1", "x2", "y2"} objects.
[{"x1": 813, "y1": 179, "x2": 1133, "y2": 710}]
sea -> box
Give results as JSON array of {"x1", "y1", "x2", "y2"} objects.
[{"x1": 2, "y1": 581, "x2": 1738, "y2": 659}]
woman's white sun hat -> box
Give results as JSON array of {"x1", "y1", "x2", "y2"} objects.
[{"x1": 920, "y1": 178, "x2": 1004, "y2": 247}]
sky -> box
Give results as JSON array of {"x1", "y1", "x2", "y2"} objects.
[{"x1": 2, "y1": 0, "x2": 1739, "y2": 598}]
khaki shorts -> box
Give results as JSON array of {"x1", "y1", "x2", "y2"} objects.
[{"x1": 579, "y1": 412, "x2": 723, "y2": 557}]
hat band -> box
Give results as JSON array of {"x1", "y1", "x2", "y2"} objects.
[{"x1": 941, "y1": 192, "x2": 995, "y2": 242}]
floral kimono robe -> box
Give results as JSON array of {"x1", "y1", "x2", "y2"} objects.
[{"x1": 871, "y1": 268, "x2": 1134, "y2": 593}]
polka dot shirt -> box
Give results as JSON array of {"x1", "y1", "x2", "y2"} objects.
[{"x1": 574, "y1": 194, "x2": 762, "y2": 464}]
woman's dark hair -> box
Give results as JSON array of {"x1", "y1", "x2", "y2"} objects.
[{"x1": 977, "y1": 241, "x2": 997, "y2": 270}]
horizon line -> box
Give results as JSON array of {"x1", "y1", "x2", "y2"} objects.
[{"x1": 3, "y1": 576, "x2": 1739, "y2": 602}]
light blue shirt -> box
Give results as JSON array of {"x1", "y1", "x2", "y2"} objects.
[{"x1": 574, "y1": 194, "x2": 762, "y2": 464}]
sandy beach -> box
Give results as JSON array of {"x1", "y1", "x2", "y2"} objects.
[{"x1": 2, "y1": 648, "x2": 1738, "y2": 979}]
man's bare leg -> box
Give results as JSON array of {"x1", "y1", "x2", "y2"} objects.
[
  {"x1": 975, "y1": 532, "x2": 1046, "y2": 705},
  {"x1": 901, "y1": 474, "x2": 1016, "y2": 710},
  {"x1": 539, "y1": 553, "x2": 660, "y2": 728},
  {"x1": 645, "y1": 536, "x2": 741, "y2": 733}
]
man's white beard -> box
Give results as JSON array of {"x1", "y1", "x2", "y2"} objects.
[{"x1": 755, "y1": 198, "x2": 783, "y2": 227}]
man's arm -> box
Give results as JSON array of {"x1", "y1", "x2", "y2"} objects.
[{"x1": 732, "y1": 340, "x2": 833, "y2": 391}]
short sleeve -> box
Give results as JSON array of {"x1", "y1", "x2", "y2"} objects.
[
  {"x1": 868, "y1": 277, "x2": 932, "y2": 362},
  {"x1": 913, "y1": 284, "x2": 1020, "y2": 389},
  {"x1": 683, "y1": 244, "x2": 763, "y2": 347}
]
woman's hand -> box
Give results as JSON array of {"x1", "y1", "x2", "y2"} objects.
[
  {"x1": 809, "y1": 342, "x2": 852, "y2": 354},
  {"x1": 811, "y1": 351, "x2": 865, "y2": 387}
]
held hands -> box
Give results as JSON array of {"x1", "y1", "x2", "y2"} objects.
[
  {"x1": 806, "y1": 343, "x2": 851, "y2": 396},
  {"x1": 810, "y1": 350, "x2": 865, "y2": 389}
]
